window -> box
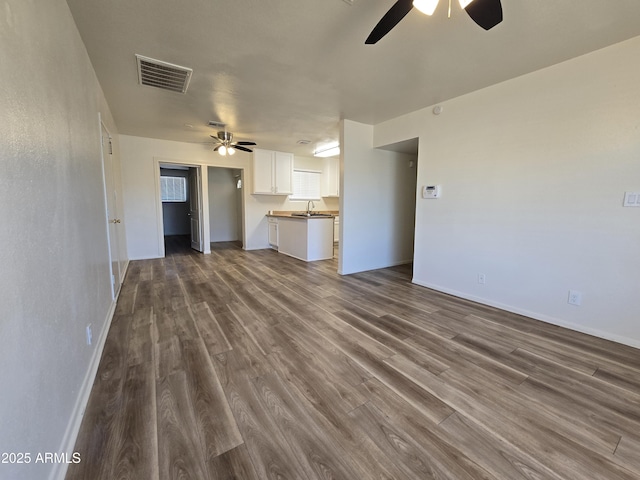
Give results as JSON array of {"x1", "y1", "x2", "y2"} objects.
[
  {"x1": 291, "y1": 169, "x2": 321, "y2": 200},
  {"x1": 160, "y1": 176, "x2": 187, "y2": 202}
]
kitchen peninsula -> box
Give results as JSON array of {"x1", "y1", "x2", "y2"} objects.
[{"x1": 266, "y1": 211, "x2": 337, "y2": 261}]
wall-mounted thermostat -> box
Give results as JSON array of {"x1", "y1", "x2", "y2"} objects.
[{"x1": 422, "y1": 185, "x2": 440, "y2": 199}]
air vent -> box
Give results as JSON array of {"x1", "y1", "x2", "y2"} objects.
[
  {"x1": 135, "y1": 54, "x2": 192, "y2": 93},
  {"x1": 208, "y1": 121, "x2": 227, "y2": 129}
]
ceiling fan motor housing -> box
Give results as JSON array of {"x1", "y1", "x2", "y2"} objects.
[{"x1": 218, "y1": 131, "x2": 233, "y2": 142}]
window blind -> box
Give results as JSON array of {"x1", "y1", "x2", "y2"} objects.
[
  {"x1": 160, "y1": 176, "x2": 187, "y2": 202},
  {"x1": 291, "y1": 169, "x2": 321, "y2": 200}
]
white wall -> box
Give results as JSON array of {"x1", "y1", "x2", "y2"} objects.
[
  {"x1": 120, "y1": 136, "x2": 340, "y2": 259},
  {"x1": 0, "y1": 1, "x2": 126, "y2": 479},
  {"x1": 340, "y1": 120, "x2": 417, "y2": 275},
  {"x1": 208, "y1": 167, "x2": 241, "y2": 242},
  {"x1": 373, "y1": 36, "x2": 640, "y2": 348}
]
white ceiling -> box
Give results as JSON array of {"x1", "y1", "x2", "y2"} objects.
[{"x1": 66, "y1": 0, "x2": 640, "y2": 156}]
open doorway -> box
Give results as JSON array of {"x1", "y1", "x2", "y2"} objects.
[
  {"x1": 376, "y1": 137, "x2": 419, "y2": 275},
  {"x1": 208, "y1": 167, "x2": 244, "y2": 248},
  {"x1": 158, "y1": 164, "x2": 204, "y2": 254}
]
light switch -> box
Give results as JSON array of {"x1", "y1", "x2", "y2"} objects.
[{"x1": 623, "y1": 192, "x2": 640, "y2": 207}]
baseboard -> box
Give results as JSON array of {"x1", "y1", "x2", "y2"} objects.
[
  {"x1": 48, "y1": 261, "x2": 128, "y2": 480},
  {"x1": 411, "y1": 279, "x2": 640, "y2": 350},
  {"x1": 119, "y1": 259, "x2": 130, "y2": 283},
  {"x1": 340, "y1": 258, "x2": 413, "y2": 275}
]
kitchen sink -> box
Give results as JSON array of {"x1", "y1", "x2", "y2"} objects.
[{"x1": 291, "y1": 212, "x2": 333, "y2": 217}]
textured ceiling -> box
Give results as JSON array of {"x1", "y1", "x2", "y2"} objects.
[{"x1": 66, "y1": 0, "x2": 640, "y2": 155}]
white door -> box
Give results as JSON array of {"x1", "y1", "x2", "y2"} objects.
[
  {"x1": 100, "y1": 122, "x2": 122, "y2": 298},
  {"x1": 189, "y1": 167, "x2": 203, "y2": 252}
]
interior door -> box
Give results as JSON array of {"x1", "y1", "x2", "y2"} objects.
[
  {"x1": 101, "y1": 122, "x2": 122, "y2": 297},
  {"x1": 189, "y1": 167, "x2": 203, "y2": 252}
]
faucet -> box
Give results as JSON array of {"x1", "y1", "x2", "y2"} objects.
[{"x1": 306, "y1": 200, "x2": 315, "y2": 215}]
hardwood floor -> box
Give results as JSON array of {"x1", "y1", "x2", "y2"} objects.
[{"x1": 67, "y1": 236, "x2": 640, "y2": 480}]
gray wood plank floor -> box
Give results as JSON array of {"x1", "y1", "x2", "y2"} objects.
[{"x1": 66, "y1": 236, "x2": 640, "y2": 480}]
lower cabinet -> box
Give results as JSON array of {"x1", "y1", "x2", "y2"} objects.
[
  {"x1": 268, "y1": 217, "x2": 278, "y2": 249},
  {"x1": 334, "y1": 216, "x2": 339, "y2": 244}
]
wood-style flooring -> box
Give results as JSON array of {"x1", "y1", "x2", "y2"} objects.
[{"x1": 67, "y1": 236, "x2": 640, "y2": 480}]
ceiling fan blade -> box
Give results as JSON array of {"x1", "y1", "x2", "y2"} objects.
[
  {"x1": 213, "y1": 145, "x2": 221, "y2": 151},
  {"x1": 234, "y1": 146, "x2": 253, "y2": 153},
  {"x1": 210, "y1": 135, "x2": 222, "y2": 143},
  {"x1": 234, "y1": 141, "x2": 257, "y2": 146},
  {"x1": 464, "y1": 0, "x2": 502, "y2": 30},
  {"x1": 365, "y1": 0, "x2": 414, "y2": 44}
]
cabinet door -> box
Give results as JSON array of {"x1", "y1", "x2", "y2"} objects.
[
  {"x1": 253, "y1": 149, "x2": 274, "y2": 194},
  {"x1": 273, "y1": 151, "x2": 293, "y2": 195},
  {"x1": 322, "y1": 157, "x2": 339, "y2": 197},
  {"x1": 268, "y1": 221, "x2": 278, "y2": 247}
]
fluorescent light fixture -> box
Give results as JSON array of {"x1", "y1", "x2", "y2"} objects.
[
  {"x1": 313, "y1": 145, "x2": 340, "y2": 157},
  {"x1": 413, "y1": 0, "x2": 439, "y2": 15}
]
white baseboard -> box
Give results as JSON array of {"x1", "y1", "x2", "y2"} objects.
[
  {"x1": 48, "y1": 260, "x2": 129, "y2": 480},
  {"x1": 119, "y1": 259, "x2": 130, "y2": 283},
  {"x1": 339, "y1": 258, "x2": 413, "y2": 275},
  {"x1": 411, "y1": 279, "x2": 640, "y2": 350}
]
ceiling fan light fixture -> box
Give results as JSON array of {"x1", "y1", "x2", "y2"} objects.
[
  {"x1": 219, "y1": 145, "x2": 227, "y2": 156},
  {"x1": 227, "y1": 147, "x2": 236, "y2": 155},
  {"x1": 413, "y1": 0, "x2": 439, "y2": 15}
]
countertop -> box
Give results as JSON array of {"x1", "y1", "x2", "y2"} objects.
[{"x1": 266, "y1": 210, "x2": 339, "y2": 219}]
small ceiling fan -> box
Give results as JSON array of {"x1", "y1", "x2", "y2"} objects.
[
  {"x1": 365, "y1": 0, "x2": 503, "y2": 44},
  {"x1": 210, "y1": 130, "x2": 257, "y2": 156}
]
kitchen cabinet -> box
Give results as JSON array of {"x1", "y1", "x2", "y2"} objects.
[
  {"x1": 252, "y1": 148, "x2": 293, "y2": 195},
  {"x1": 322, "y1": 157, "x2": 339, "y2": 197},
  {"x1": 268, "y1": 217, "x2": 278, "y2": 249},
  {"x1": 277, "y1": 216, "x2": 334, "y2": 261}
]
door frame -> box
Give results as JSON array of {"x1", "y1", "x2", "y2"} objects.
[{"x1": 154, "y1": 158, "x2": 208, "y2": 257}]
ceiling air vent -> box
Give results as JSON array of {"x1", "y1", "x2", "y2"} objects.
[{"x1": 135, "y1": 54, "x2": 192, "y2": 94}]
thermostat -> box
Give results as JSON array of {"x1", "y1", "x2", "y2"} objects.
[{"x1": 422, "y1": 185, "x2": 440, "y2": 199}]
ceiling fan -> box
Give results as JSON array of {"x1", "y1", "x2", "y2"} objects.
[
  {"x1": 365, "y1": 0, "x2": 503, "y2": 44},
  {"x1": 210, "y1": 130, "x2": 257, "y2": 156}
]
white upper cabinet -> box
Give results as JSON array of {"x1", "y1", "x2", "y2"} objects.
[
  {"x1": 322, "y1": 157, "x2": 340, "y2": 197},
  {"x1": 252, "y1": 148, "x2": 293, "y2": 195}
]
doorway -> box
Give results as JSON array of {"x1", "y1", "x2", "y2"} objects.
[
  {"x1": 377, "y1": 137, "x2": 419, "y2": 274},
  {"x1": 207, "y1": 167, "x2": 244, "y2": 247},
  {"x1": 158, "y1": 163, "x2": 204, "y2": 255}
]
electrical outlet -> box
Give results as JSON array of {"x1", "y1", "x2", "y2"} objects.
[
  {"x1": 568, "y1": 290, "x2": 582, "y2": 306},
  {"x1": 478, "y1": 273, "x2": 486, "y2": 284},
  {"x1": 86, "y1": 324, "x2": 93, "y2": 345}
]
